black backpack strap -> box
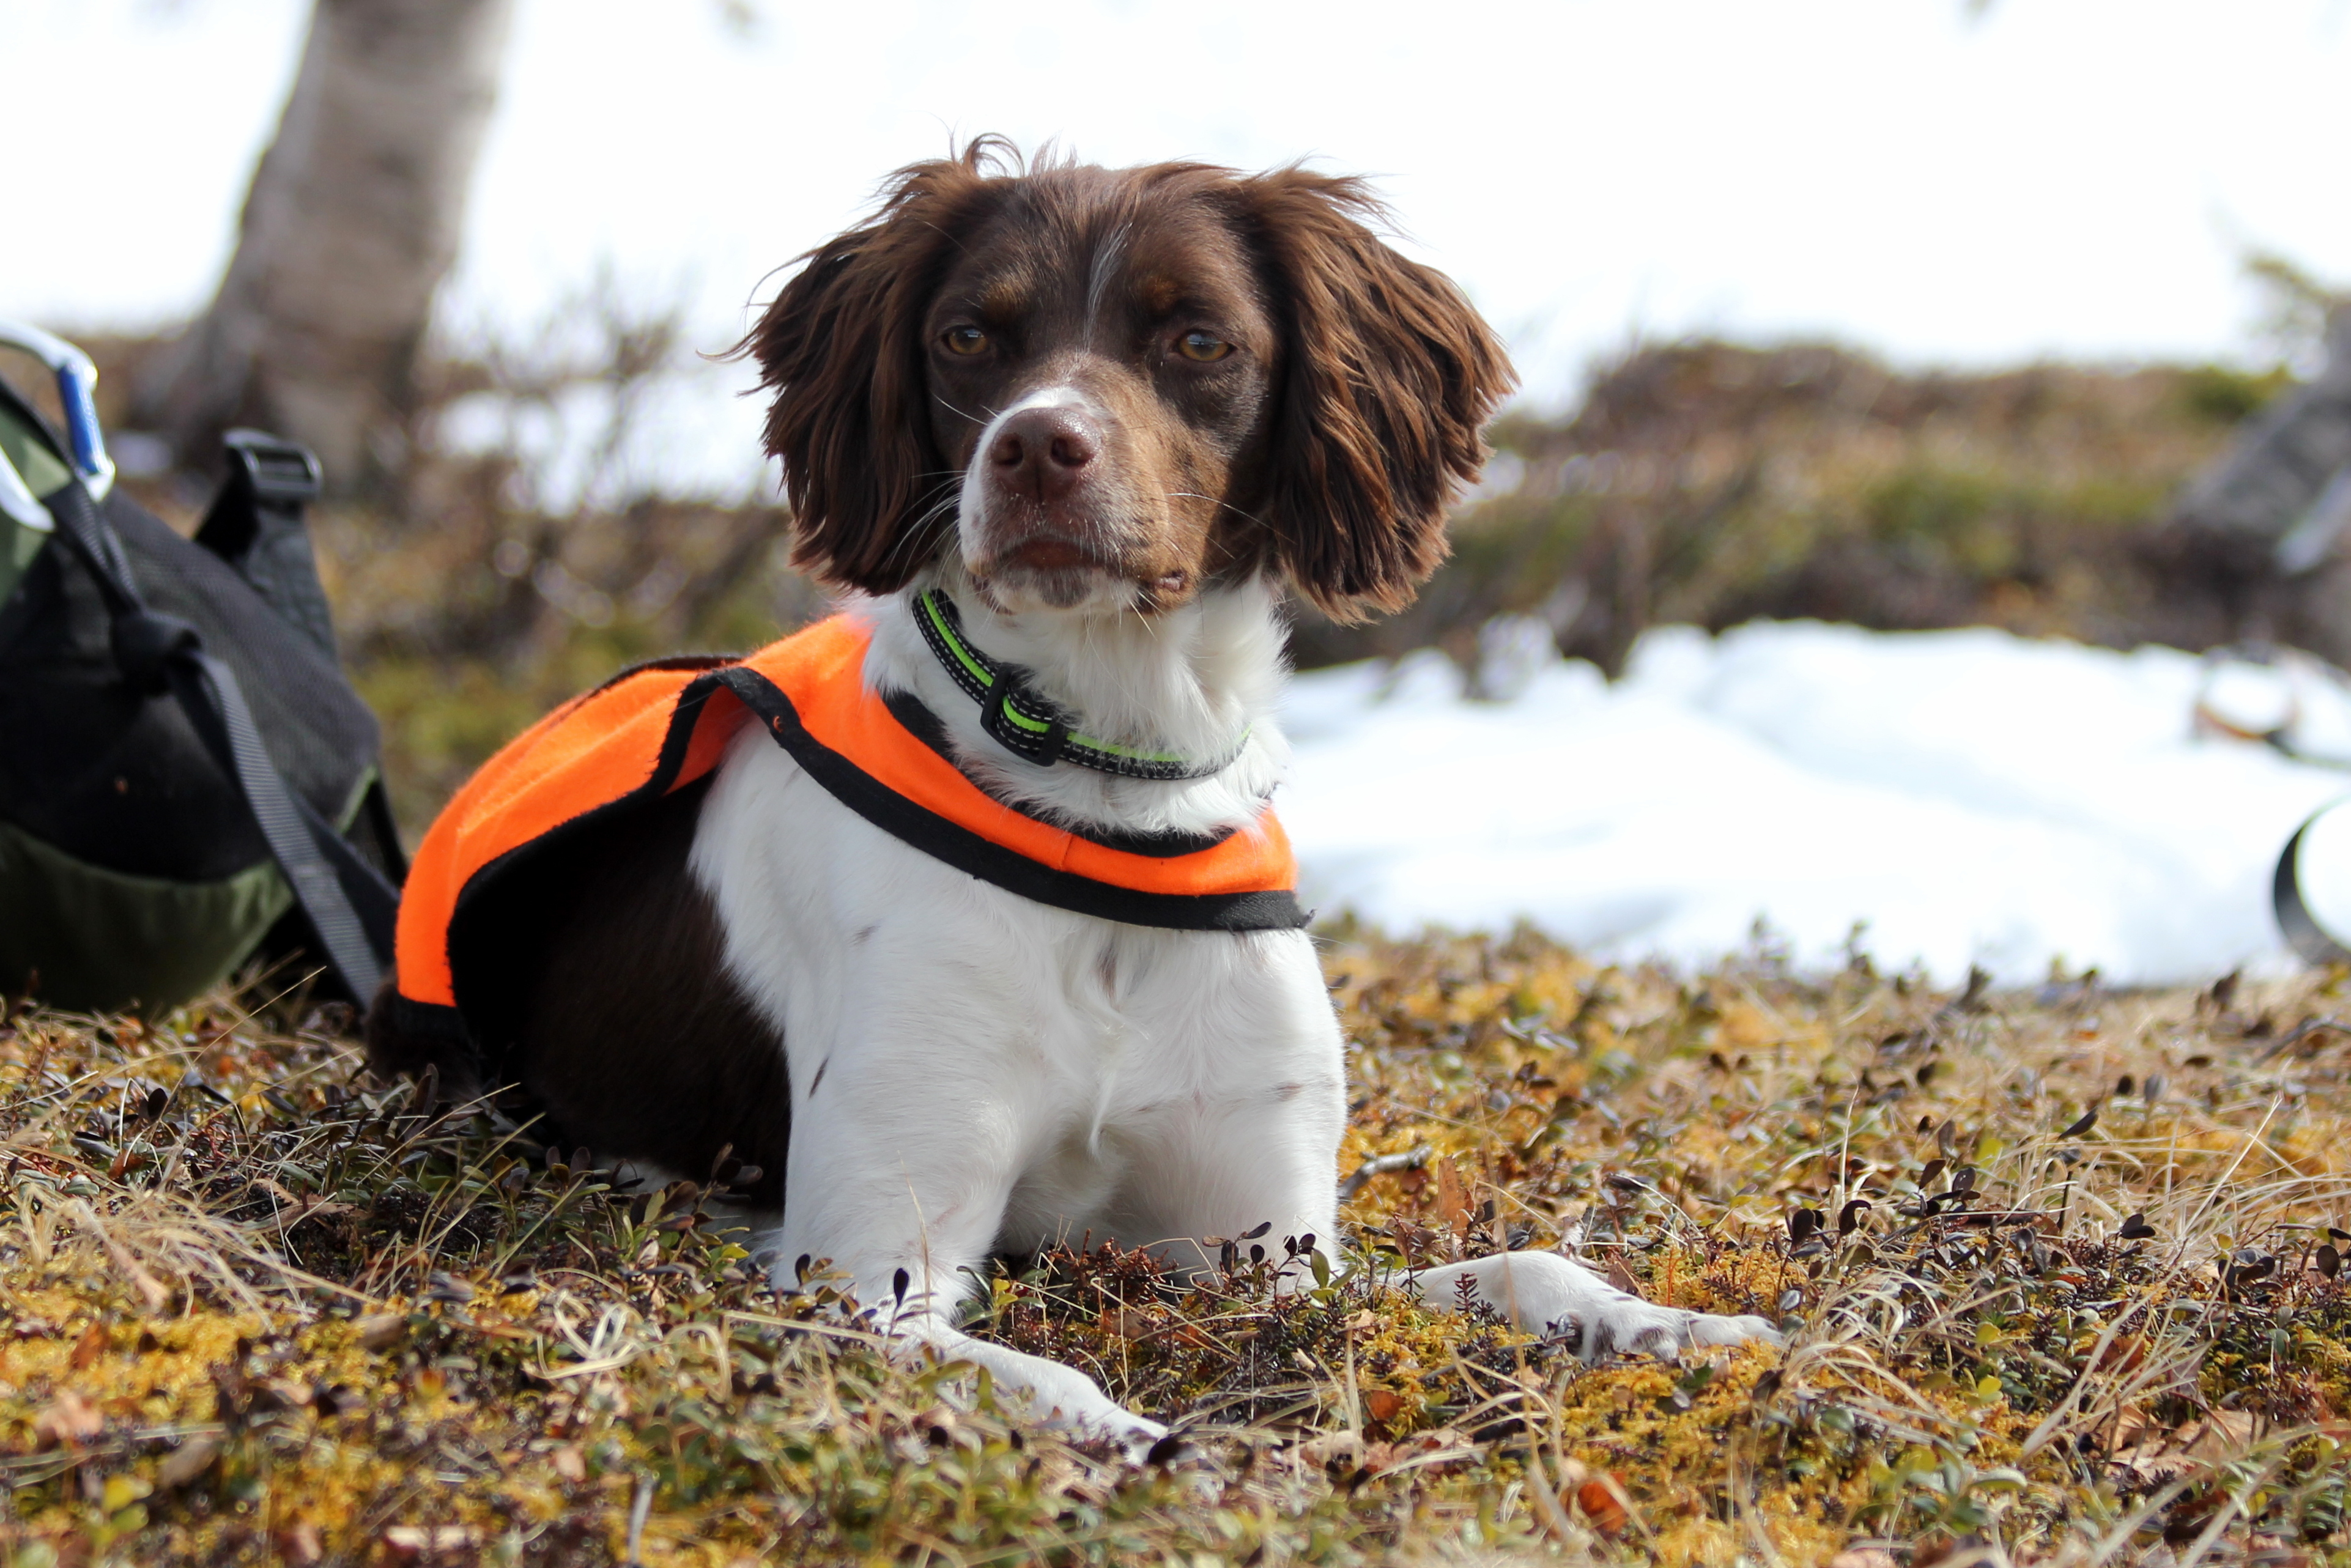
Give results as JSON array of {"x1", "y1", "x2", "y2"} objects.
[
  {"x1": 40, "y1": 476, "x2": 398, "y2": 1002},
  {"x1": 358, "y1": 772, "x2": 411, "y2": 887},
  {"x1": 194, "y1": 429, "x2": 339, "y2": 657}
]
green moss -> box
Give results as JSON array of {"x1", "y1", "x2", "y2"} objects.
[
  {"x1": 2180, "y1": 363, "x2": 2296, "y2": 426},
  {"x1": 8, "y1": 934, "x2": 2351, "y2": 1562}
]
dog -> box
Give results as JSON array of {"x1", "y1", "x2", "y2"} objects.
[{"x1": 368, "y1": 141, "x2": 1775, "y2": 1446}]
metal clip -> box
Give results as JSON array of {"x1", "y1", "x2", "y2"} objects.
[{"x1": 0, "y1": 319, "x2": 114, "y2": 500}]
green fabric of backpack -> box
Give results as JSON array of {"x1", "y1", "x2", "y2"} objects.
[{"x1": 0, "y1": 327, "x2": 402, "y2": 1014}]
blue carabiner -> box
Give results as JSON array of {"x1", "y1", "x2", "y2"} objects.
[{"x1": 0, "y1": 319, "x2": 116, "y2": 500}]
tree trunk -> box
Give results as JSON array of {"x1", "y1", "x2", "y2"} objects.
[{"x1": 136, "y1": 0, "x2": 514, "y2": 494}]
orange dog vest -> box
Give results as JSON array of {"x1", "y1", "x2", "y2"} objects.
[{"x1": 390, "y1": 614, "x2": 1303, "y2": 1046}]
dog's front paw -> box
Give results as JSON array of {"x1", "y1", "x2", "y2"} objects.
[
  {"x1": 1407, "y1": 1250, "x2": 1781, "y2": 1360},
  {"x1": 1083, "y1": 1403, "x2": 1172, "y2": 1457},
  {"x1": 991, "y1": 1364, "x2": 1169, "y2": 1453},
  {"x1": 1677, "y1": 1308, "x2": 1782, "y2": 1350},
  {"x1": 1573, "y1": 1296, "x2": 1782, "y2": 1361}
]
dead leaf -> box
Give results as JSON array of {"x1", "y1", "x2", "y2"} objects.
[
  {"x1": 383, "y1": 1525, "x2": 480, "y2": 1558},
  {"x1": 550, "y1": 1444, "x2": 587, "y2": 1483},
  {"x1": 2090, "y1": 1334, "x2": 2147, "y2": 1376},
  {"x1": 34, "y1": 1388, "x2": 103, "y2": 1448},
  {"x1": 67, "y1": 1321, "x2": 107, "y2": 1372},
  {"x1": 257, "y1": 1377, "x2": 314, "y2": 1410},
  {"x1": 1573, "y1": 1474, "x2": 1632, "y2": 1536},
  {"x1": 1152, "y1": 1321, "x2": 1220, "y2": 1352},
  {"x1": 2111, "y1": 1408, "x2": 2260, "y2": 1482},
  {"x1": 1829, "y1": 1551, "x2": 1901, "y2": 1568},
  {"x1": 1434, "y1": 1159, "x2": 1470, "y2": 1237},
  {"x1": 1361, "y1": 1388, "x2": 1404, "y2": 1424},
  {"x1": 1361, "y1": 1432, "x2": 1481, "y2": 1477},
  {"x1": 157, "y1": 1432, "x2": 223, "y2": 1488},
  {"x1": 1106, "y1": 1308, "x2": 1216, "y2": 1351},
  {"x1": 355, "y1": 1312, "x2": 407, "y2": 1350},
  {"x1": 1605, "y1": 1256, "x2": 1642, "y2": 1296},
  {"x1": 273, "y1": 1523, "x2": 324, "y2": 1564},
  {"x1": 1914, "y1": 1534, "x2": 1992, "y2": 1568},
  {"x1": 1100, "y1": 1307, "x2": 1153, "y2": 1340}
]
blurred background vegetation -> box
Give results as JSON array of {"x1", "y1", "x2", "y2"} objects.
[
  {"x1": 10, "y1": 1, "x2": 2351, "y2": 841},
  {"x1": 9, "y1": 247, "x2": 2336, "y2": 832}
]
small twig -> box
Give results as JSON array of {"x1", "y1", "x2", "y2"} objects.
[
  {"x1": 623, "y1": 1473, "x2": 654, "y2": 1566},
  {"x1": 1337, "y1": 1144, "x2": 1432, "y2": 1202}
]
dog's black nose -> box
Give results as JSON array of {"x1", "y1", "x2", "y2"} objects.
[{"x1": 989, "y1": 405, "x2": 1100, "y2": 503}]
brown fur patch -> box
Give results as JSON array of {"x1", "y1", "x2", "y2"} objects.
[{"x1": 508, "y1": 782, "x2": 790, "y2": 1207}]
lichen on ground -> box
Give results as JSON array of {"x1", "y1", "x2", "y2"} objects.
[{"x1": 4, "y1": 930, "x2": 2350, "y2": 1565}]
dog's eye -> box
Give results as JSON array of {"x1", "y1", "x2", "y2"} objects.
[
  {"x1": 942, "y1": 325, "x2": 990, "y2": 357},
  {"x1": 1175, "y1": 330, "x2": 1233, "y2": 363}
]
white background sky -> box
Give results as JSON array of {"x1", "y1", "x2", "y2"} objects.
[{"x1": 7, "y1": 0, "x2": 2351, "y2": 494}]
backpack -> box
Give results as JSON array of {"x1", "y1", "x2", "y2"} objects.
[{"x1": 0, "y1": 322, "x2": 402, "y2": 1014}]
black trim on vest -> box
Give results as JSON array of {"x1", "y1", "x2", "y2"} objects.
[
  {"x1": 719, "y1": 667, "x2": 1306, "y2": 931},
  {"x1": 879, "y1": 688, "x2": 1245, "y2": 860},
  {"x1": 435, "y1": 655, "x2": 1307, "y2": 1085},
  {"x1": 577, "y1": 653, "x2": 741, "y2": 704}
]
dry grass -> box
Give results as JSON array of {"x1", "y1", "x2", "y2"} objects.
[{"x1": 5, "y1": 931, "x2": 2350, "y2": 1566}]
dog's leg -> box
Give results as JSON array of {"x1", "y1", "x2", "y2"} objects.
[
  {"x1": 774, "y1": 1090, "x2": 1168, "y2": 1448},
  {"x1": 1109, "y1": 931, "x2": 1347, "y2": 1284},
  {"x1": 1116, "y1": 932, "x2": 1778, "y2": 1359},
  {"x1": 693, "y1": 744, "x2": 1174, "y2": 1448},
  {"x1": 1405, "y1": 1250, "x2": 1780, "y2": 1358}
]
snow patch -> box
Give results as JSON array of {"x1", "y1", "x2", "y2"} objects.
[{"x1": 1279, "y1": 621, "x2": 2351, "y2": 985}]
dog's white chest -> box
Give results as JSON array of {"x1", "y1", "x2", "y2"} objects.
[{"x1": 690, "y1": 733, "x2": 1347, "y2": 1257}]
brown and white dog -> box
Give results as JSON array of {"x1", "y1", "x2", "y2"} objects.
[{"x1": 370, "y1": 142, "x2": 1774, "y2": 1444}]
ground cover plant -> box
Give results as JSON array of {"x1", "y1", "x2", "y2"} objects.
[{"x1": 5, "y1": 930, "x2": 2350, "y2": 1566}]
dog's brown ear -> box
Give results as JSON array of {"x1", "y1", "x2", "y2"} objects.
[
  {"x1": 1238, "y1": 171, "x2": 1516, "y2": 621},
  {"x1": 736, "y1": 146, "x2": 1006, "y2": 593}
]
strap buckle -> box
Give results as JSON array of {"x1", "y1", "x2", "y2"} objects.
[
  {"x1": 222, "y1": 427, "x2": 323, "y2": 506},
  {"x1": 980, "y1": 670, "x2": 1068, "y2": 766}
]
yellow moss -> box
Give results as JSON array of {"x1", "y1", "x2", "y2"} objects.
[{"x1": 11, "y1": 939, "x2": 2351, "y2": 1563}]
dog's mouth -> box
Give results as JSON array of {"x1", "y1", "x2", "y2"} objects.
[
  {"x1": 970, "y1": 528, "x2": 1191, "y2": 607},
  {"x1": 999, "y1": 536, "x2": 1104, "y2": 574}
]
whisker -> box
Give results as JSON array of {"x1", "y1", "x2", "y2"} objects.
[
  {"x1": 870, "y1": 475, "x2": 963, "y2": 580},
  {"x1": 1167, "y1": 491, "x2": 1267, "y2": 530},
  {"x1": 880, "y1": 508, "x2": 955, "y2": 580}
]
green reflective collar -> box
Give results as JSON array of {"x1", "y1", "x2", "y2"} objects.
[{"x1": 911, "y1": 589, "x2": 1247, "y2": 781}]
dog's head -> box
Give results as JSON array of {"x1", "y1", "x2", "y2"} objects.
[{"x1": 742, "y1": 139, "x2": 1515, "y2": 621}]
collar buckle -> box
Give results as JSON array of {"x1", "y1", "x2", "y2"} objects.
[
  {"x1": 980, "y1": 670, "x2": 1069, "y2": 766},
  {"x1": 916, "y1": 588, "x2": 1237, "y2": 781}
]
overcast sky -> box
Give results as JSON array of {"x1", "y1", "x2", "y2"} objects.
[{"x1": 7, "y1": 0, "x2": 2349, "y2": 493}]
